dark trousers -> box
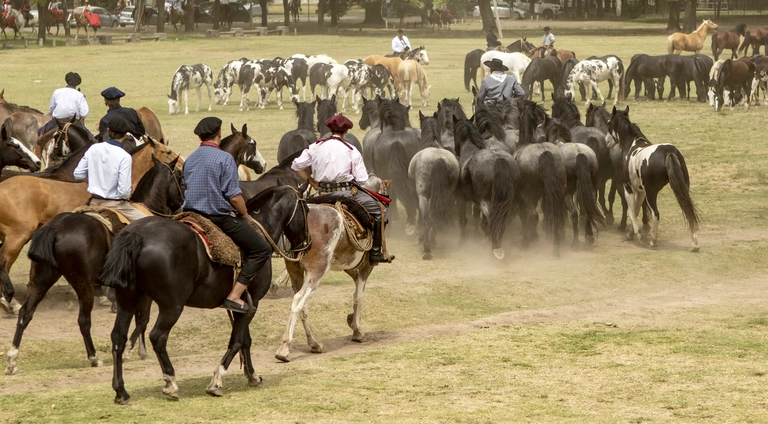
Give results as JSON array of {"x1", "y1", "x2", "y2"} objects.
[
  {"x1": 207, "y1": 214, "x2": 272, "y2": 286},
  {"x1": 37, "y1": 118, "x2": 93, "y2": 137}
]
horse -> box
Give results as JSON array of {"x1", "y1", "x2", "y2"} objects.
[
  {"x1": 404, "y1": 46, "x2": 430, "y2": 65},
  {"x1": 368, "y1": 64, "x2": 396, "y2": 99},
  {"x1": 737, "y1": 27, "x2": 768, "y2": 56},
  {"x1": 397, "y1": 60, "x2": 430, "y2": 107},
  {"x1": 277, "y1": 100, "x2": 316, "y2": 163},
  {"x1": 308, "y1": 62, "x2": 333, "y2": 100},
  {"x1": 46, "y1": 5, "x2": 67, "y2": 36},
  {"x1": 235, "y1": 60, "x2": 265, "y2": 112},
  {"x1": 315, "y1": 95, "x2": 363, "y2": 152},
  {"x1": 0, "y1": 8, "x2": 24, "y2": 40},
  {"x1": 751, "y1": 55, "x2": 768, "y2": 106},
  {"x1": 436, "y1": 97, "x2": 467, "y2": 152},
  {"x1": 464, "y1": 49, "x2": 485, "y2": 92},
  {"x1": 102, "y1": 186, "x2": 309, "y2": 403},
  {"x1": 0, "y1": 139, "x2": 182, "y2": 314},
  {"x1": 217, "y1": 1, "x2": 232, "y2": 31},
  {"x1": 674, "y1": 54, "x2": 711, "y2": 102},
  {"x1": 714, "y1": 57, "x2": 755, "y2": 111},
  {"x1": 136, "y1": 106, "x2": 165, "y2": 143},
  {"x1": 169, "y1": 2, "x2": 185, "y2": 31},
  {"x1": 1, "y1": 111, "x2": 46, "y2": 157},
  {"x1": 473, "y1": 101, "x2": 513, "y2": 153},
  {"x1": 289, "y1": 0, "x2": 301, "y2": 22},
  {"x1": 607, "y1": 106, "x2": 700, "y2": 252},
  {"x1": 342, "y1": 60, "x2": 376, "y2": 114},
  {"x1": 131, "y1": 6, "x2": 153, "y2": 31},
  {"x1": 240, "y1": 150, "x2": 306, "y2": 200},
  {"x1": 506, "y1": 38, "x2": 536, "y2": 54},
  {"x1": 39, "y1": 118, "x2": 95, "y2": 169},
  {"x1": 538, "y1": 117, "x2": 604, "y2": 247},
  {"x1": 283, "y1": 56, "x2": 310, "y2": 101},
  {"x1": 428, "y1": 9, "x2": 441, "y2": 30},
  {"x1": 5, "y1": 156, "x2": 184, "y2": 376},
  {"x1": 521, "y1": 56, "x2": 561, "y2": 101},
  {"x1": 581, "y1": 55, "x2": 622, "y2": 101},
  {"x1": 555, "y1": 58, "x2": 578, "y2": 97},
  {"x1": 584, "y1": 102, "x2": 625, "y2": 228},
  {"x1": 564, "y1": 58, "x2": 623, "y2": 107},
  {"x1": 167, "y1": 64, "x2": 214, "y2": 115},
  {"x1": 453, "y1": 116, "x2": 518, "y2": 259},
  {"x1": 479, "y1": 51, "x2": 532, "y2": 82},
  {"x1": 667, "y1": 19, "x2": 718, "y2": 55},
  {"x1": 512, "y1": 99, "x2": 567, "y2": 257},
  {"x1": 255, "y1": 63, "x2": 300, "y2": 111},
  {"x1": 623, "y1": 54, "x2": 686, "y2": 101},
  {"x1": 213, "y1": 59, "x2": 248, "y2": 106},
  {"x1": 712, "y1": 23, "x2": 747, "y2": 60},
  {"x1": 69, "y1": 8, "x2": 98, "y2": 40},
  {"x1": 0, "y1": 121, "x2": 41, "y2": 173},
  {"x1": 409, "y1": 111, "x2": 459, "y2": 259},
  {"x1": 363, "y1": 55, "x2": 404, "y2": 90}
]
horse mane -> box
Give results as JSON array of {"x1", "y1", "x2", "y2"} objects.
[
  {"x1": 516, "y1": 99, "x2": 543, "y2": 150},
  {"x1": 245, "y1": 185, "x2": 293, "y2": 212},
  {"x1": 377, "y1": 98, "x2": 410, "y2": 131},
  {"x1": 733, "y1": 22, "x2": 747, "y2": 35},
  {"x1": 128, "y1": 140, "x2": 151, "y2": 155},
  {"x1": 295, "y1": 101, "x2": 315, "y2": 132},
  {"x1": 418, "y1": 114, "x2": 442, "y2": 150},
  {"x1": 437, "y1": 98, "x2": 466, "y2": 131},
  {"x1": 0, "y1": 102, "x2": 44, "y2": 115},
  {"x1": 360, "y1": 97, "x2": 378, "y2": 129},
  {"x1": 316, "y1": 97, "x2": 336, "y2": 122},
  {"x1": 544, "y1": 117, "x2": 572, "y2": 144},
  {"x1": 453, "y1": 118, "x2": 487, "y2": 156},
  {"x1": 551, "y1": 95, "x2": 584, "y2": 129},
  {"x1": 130, "y1": 161, "x2": 181, "y2": 213},
  {"x1": 473, "y1": 103, "x2": 506, "y2": 142},
  {"x1": 276, "y1": 148, "x2": 304, "y2": 168},
  {"x1": 612, "y1": 109, "x2": 649, "y2": 147}
]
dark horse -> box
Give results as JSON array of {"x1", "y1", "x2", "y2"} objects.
[
  {"x1": 0, "y1": 122, "x2": 41, "y2": 173},
  {"x1": 714, "y1": 57, "x2": 755, "y2": 111},
  {"x1": 239, "y1": 150, "x2": 306, "y2": 200},
  {"x1": 712, "y1": 23, "x2": 747, "y2": 60},
  {"x1": 5, "y1": 156, "x2": 184, "y2": 375},
  {"x1": 608, "y1": 106, "x2": 700, "y2": 252},
  {"x1": 102, "y1": 186, "x2": 309, "y2": 403},
  {"x1": 624, "y1": 54, "x2": 686, "y2": 101},
  {"x1": 521, "y1": 56, "x2": 561, "y2": 101},
  {"x1": 738, "y1": 27, "x2": 768, "y2": 57},
  {"x1": 277, "y1": 100, "x2": 316, "y2": 163},
  {"x1": 315, "y1": 95, "x2": 363, "y2": 152},
  {"x1": 463, "y1": 39, "x2": 535, "y2": 92}
]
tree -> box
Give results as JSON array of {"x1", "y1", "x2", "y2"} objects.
[
  {"x1": 282, "y1": 0, "x2": 289, "y2": 25},
  {"x1": 34, "y1": 0, "x2": 46, "y2": 44},
  {"x1": 134, "y1": 0, "x2": 144, "y2": 32},
  {"x1": 213, "y1": 0, "x2": 220, "y2": 29},
  {"x1": 666, "y1": 0, "x2": 680, "y2": 32},
  {"x1": 156, "y1": 0, "x2": 165, "y2": 32},
  {"x1": 184, "y1": 0, "x2": 194, "y2": 32},
  {"x1": 477, "y1": 0, "x2": 494, "y2": 33},
  {"x1": 259, "y1": 0, "x2": 268, "y2": 26},
  {"x1": 360, "y1": 0, "x2": 384, "y2": 26},
  {"x1": 682, "y1": 0, "x2": 697, "y2": 32}
]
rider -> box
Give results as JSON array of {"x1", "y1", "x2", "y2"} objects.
[
  {"x1": 541, "y1": 26, "x2": 555, "y2": 48},
  {"x1": 391, "y1": 29, "x2": 411, "y2": 56},
  {"x1": 291, "y1": 115, "x2": 395, "y2": 265},
  {"x1": 73, "y1": 116, "x2": 150, "y2": 222},
  {"x1": 182, "y1": 117, "x2": 272, "y2": 314},
  {"x1": 98, "y1": 87, "x2": 145, "y2": 142},
  {"x1": 476, "y1": 58, "x2": 524, "y2": 105},
  {"x1": 2, "y1": 0, "x2": 11, "y2": 20},
  {"x1": 172, "y1": 0, "x2": 183, "y2": 14},
  {"x1": 219, "y1": 0, "x2": 230, "y2": 22},
  {"x1": 39, "y1": 72, "x2": 91, "y2": 136},
  {"x1": 21, "y1": 0, "x2": 31, "y2": 25},
  {"x1": 486, "y1": 26, "x2": 502, "y2": 51}
]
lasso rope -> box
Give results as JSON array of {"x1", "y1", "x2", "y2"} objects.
[{"x1": 334, "y1": 201, "x2": 373, "y2": 252}]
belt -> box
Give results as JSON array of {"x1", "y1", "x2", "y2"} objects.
[
  {"x1": 317, "y1": 181, "x2": 356, "y2": 194},
  {"x1": 90, "y1": 194, "x2": 124, "y2": 202}
]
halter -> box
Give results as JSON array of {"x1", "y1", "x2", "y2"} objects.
[
  {"x1": 250, "y1": 187, "x2": 312, "y2": 263},
  {"x1": 53, "y1": 122, "x2": 72, "y2": 160}
]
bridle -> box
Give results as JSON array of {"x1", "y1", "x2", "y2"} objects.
[
  {"x1": 145, "y1": 159, "x2": 185, "y2": 216},
  {"x1": 250, "y1": 187, "x2": 312, "y2": 263}
]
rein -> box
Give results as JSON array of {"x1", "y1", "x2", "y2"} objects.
[{"x1": 249, "y1": 188, "x2": 312, "y2": 262}]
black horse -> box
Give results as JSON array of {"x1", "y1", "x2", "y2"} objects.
[
  {"x1": 0, "y1": 123, "x2": 41, "y2": 173},
  {"x1": 277, "y1": 100, "x2": 316, "y2": 163},
  {"x1": 102, "y1": 185, "x2": 309, "y2": 403},
  {"x1": 5, "y1": 155, "x2": 184, "y2": 376},
  {"x1": 240, "y1": 150, "x2": 306, "y2": 200},
  {"x1": 463, "y1": 49, "x2": 485, "y2": 92},
  {"x1": 673, "y1": 54, "x2": 712, "y2": 102},
  {"x1": 315, "y1": 95, "x2": 363, "y2": 152},
  {"x1": 521, "y1": 56, "x2": 562, "y2": 102},
  {"x1": 624, "y1": 54, "x2": 686, "y2": 101}
]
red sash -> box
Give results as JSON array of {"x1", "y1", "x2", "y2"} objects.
[{"x1": 84, "y1": 11, "x2": 100, "y2": 27}]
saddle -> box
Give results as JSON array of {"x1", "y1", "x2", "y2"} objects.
[
  {"x1": 307, "y1": 194, "x2": 373, "y2": 243},
  {"x1": 174, "y1": 212, "x2": 241, "y2": 267},
  {"x1": 73, "y1": 206, "x2": 130, "y2": 235}
]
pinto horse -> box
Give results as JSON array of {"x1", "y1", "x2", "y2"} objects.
[
  {"x1": 608, "y1": 106, "x2": 700, "y2": 251},
  {"x1": 0, "y1": 9, "x2": 24, "y2": 40},
  {"x1": 103, "y1": 186, "x2": 309, "y2": 402},
  {"x1": 70, "y1": 9, "x2": 98, "y2": 40},
  {"x1": 0, "y1": 123, "x2": 41, "y2": 173},
  {"x1": 712, "y1": 23, "x2": 747, "y2": 60},
  {"x1": 565, "y1": 58, "x2": 623, "y2": 107},
  {"x1": 667, "y1": 19, "x2": 718, "y2": 55},
  {"x1": 5, "y1": 156, "x2": 184, "y2": 375}
]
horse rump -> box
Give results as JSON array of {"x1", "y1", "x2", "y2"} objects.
[
  {"x1": 539, "y1": 151, "x2": 566, "y2": 238},
  {"x1": 427, "y1": 159, "x2": 454, "y2": 228},
  {"x1": 574, "y1": 153, "x2": 605, "y2": 231},
  {"x1": 464, "y1": 49, "x2": 483, "y2": 92},
  {"x1": 100, "y1": 230, "x2": 143, "y2": 290},
  {"x1": 27, "y1": 225, "x2": 58, "y2": 267},
  {"x1": 665, "y1": 153, "x2": 700, "y2": 234},
  {"x1": 489, "y1": 158, "x2": 515, "y2": 247}
]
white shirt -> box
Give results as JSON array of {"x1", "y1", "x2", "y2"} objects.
[
  {"x1": 49, "y1": 86, "x2": 89, "y2": 120},
  {"x1": 542, "y1": 33, "x2": 555, "y2": 46},
  {"x1": 74, "y1": 141, "x2": 133, "y2": 200},
  {"x1": 291, "y1": 136, "x2": 368, "y2": 183},
  {"x1": 391, "y1": 35, "x2": 411, "y2": 53}
]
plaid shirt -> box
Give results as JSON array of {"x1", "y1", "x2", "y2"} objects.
[{"x1": 182, "y1": 145, "x2": 241, "y2": 216}]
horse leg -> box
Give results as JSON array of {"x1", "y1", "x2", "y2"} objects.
[
  {"x1": 238, "y1": 328, "x2": 262, "y2": 387},
  {"x1": 183, "y1": 89, "x2": 190, "y2": 115},
  {"x1": 194, "y1": 86, "x2": 202, "y2": 113},
  {"x1": 68, "y1": 275, "x2": 102, "y2": 368},
  {"x1": 5, "y1": 261, "x2": 61, "y2": 375},
  {"x1": 419, "y1": 194, "x2": 432, "y2": 259},
  {"x1": 148, "y1": 305, "x2": 185, "y2": 400},
  {"x1": 111, "y1": 287, "x2": 142, "y2": 405},
  {"x1": 269, "y1": 268, "x2": 289, "y2": 295},
  {"x1": 456, "y1": 196, "x2": 468, "y2": 244},
  {"x1": 345, "y1": 262, "x2": 374, "y2": 342},
  {"x1": 605, "y1": 178, "x2": 616, "y2": 226},
  {"x1": 644, "y1": 190, "x2": 661, "y2": 249},
  {"x1": 125, "y1": 296, "x2": 152, "y2": 361},
  {"x1": 0, "y1": 232, "x2": 34, "y2": 314},
  {"x1": 565, "y1": 192, "x2": 579, "y2": 249},
  {"x1": 624, "y1": 188, "x2": 644, "y2": 242},
  {"x1": 206, "y1": 311, "x2": 254, "y2": 397},
  {"x1": 206, "y1": 83, "x2": 213, "y2": 111},
  {"x1": 591, "y1": 80, "x2": 606, "y2": 105},
  {"x1": 276, "y1": 262, "x2": 324, "y2": 362},
  {"x1": 277, "y1": 87, "x2": 284, "y2": 110}
]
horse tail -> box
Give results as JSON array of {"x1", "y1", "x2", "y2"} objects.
[
  {"x1": 575, "y1": 153, "x2": 605, "y2": 232},
  {"x1": 665, "y1": 152, "x2": 700, "y2": 236},
  {"x1": 389, "y1": 141, "x2": 418, "y2": 213},
  {"x1": 711, "y1": 32, "x2": 719, "y2": 60},
  {"x1": 539, "y1": 151, "x2": 566, "y2": 238},
  {"x1": 738, "y1": 31, "x2": 751, "y2": 56},
  {"x1": 667, "y1": 34, "x2": 675, "y2": 54},
  {"x1": 28, "y1": 225, "x2": 58, "y2": 268},
  {"x1": 464, "y1": 51, "x2": 473, "y2": 92},
  {"x1": 100, "y1": 231, "x2": 143, "y2": 291},
  {"x1": 489, "y1": 158, "x2": 514, "y2": 248},
  {"x1": 428, "y1": 159, "x2": 455, "y2": 229}
]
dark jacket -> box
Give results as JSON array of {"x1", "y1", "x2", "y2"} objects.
[
  {"x1": 98, "y1": 105, "x2": 145, "y2": 137},
  {"x1": 486, "y1": 32, "x2": 502, "y2": 49}
]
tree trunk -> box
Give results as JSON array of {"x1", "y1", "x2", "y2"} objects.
[
  {"x1": 282, "y1": 0, "x2": 289, "y2": 25},
  {"x1": 527, "y1": 0, "x2": 535, "y2": 16},
  {"x1": 576, "y1": 0, "x2": 582, "y2": 18},
  {"x1": 36, "y1": 2, "x2": 45, "y2": 43},
  {"x1": 361, "y1": 1, "x2": 384, "y2": 25},
  {"x1": 477, "y1": 0, "x2": 494, "y2": 33},
  {"x1": 330, "y1": 0, "x2": 338, "y2": 26},
  {"x1": 133, "y1": 0, "x2": 143, "y2": 32},
  {"x1": 259, "y1": 0, "x2": 267, "y2": 26},
  {"x1": 666, "y1": 1, "x2": 680, "y2": 32},
  {"x1": 62, "y1": 0, "x2": 70, "y2": 37},
  {"x1": 682, "y1": 0, "x2": 696, "y2": 32},
  {"x1": 317, "y1": 0, "x2": 323, "y2": 25},
  {"x1": 156, "y1": 0, "x2": 165, "y2": 32},
  {"x1": 213, "y1": 0, "x2": 220, "y2": 29},
  {"x1": 715, "y1": 0, "x2": 720, "y2": 18},
  {"x1": 596, "y1": 0, "x2": 604, "y2": 18},
  {"x1": 185, "y1": 0, "x2": 194, "y2": 32}
]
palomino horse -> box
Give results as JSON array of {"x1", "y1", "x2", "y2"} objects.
[
  {"x1": 737, "y1": 27, "x2": 768, "y2": 56},
  {"x1": 714, "y1": 57, "x2": 755, "y2": 111},
  {"x1": 137, "y1": 106, "x2": 165, "y2": 143},
  {"x1": 607, "y1": 106, "x2": 700, "y2": 252},
  {"x1": 0, "y1": 9, "x2": 24, "y2": 39},
  {"x1": 274, "y1": 177, "x2": 389, "y2": 362},
  {"x1": 0, "y1": 123, "x2": 41, "y2": 173},
  {"x1": 0, "y1": 139, "x2": 182, "y2": 314},
  {"x1": 70, "y1": 9, "x2": 98, "y2": 40},
  {"x1": 397, "y1": 60, "x2": 430, "y2": 107},
  {"x1": 103, "y1": 186, "x2": 309, "y2": 402},
  {"x1": 5, "y1": 157, "x2": 184, "y2": 375},
  {"x1": 410, "y1": 111, "x2": 459, "y2": 260},
  {"x1": 479, "y1": 51, "x2": 532, "y2": 82},
  {"x1": 364, "y1": 55, "x2": 404, "y2": 90},
  {"x1": 667, "y1": 19, "x2": 718, "y2": 55},
  {"x1": 711, "y1": 23, "x2": 747, "y2": 60}
]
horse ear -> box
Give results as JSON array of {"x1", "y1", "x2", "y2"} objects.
[
  {"x1": 418, "y1": 110, "x2": 425, "y2": 120},
  {"x1": 383, "y1": 179, "x2": 392, "y2": 187},
  {"x1": 241, "y1": 123, "x2": 248, "y2": 137},
  {"x1": 331, "y1": 94, "x2": 336, "y2": 103},
  {"x1": 623, "y1": 105, "x2": 630, "y2": 114},
  {"x1": 361, "y1": 95, "x2": 368, "y2": 103},
  {"x1": 611, "y1": 106, "x2": 617, "y2": 115},
  {"x1": 437, "y1": 102, "x2": 442, "y2": 111},
  {"x1": 231, "y1": 123, "x2": 237, "y2": 134},
  {"x1": 167, "y1": 94, "x2": 171, "y2": 99},
  {"x1": 432, "y1": 111, "x2": 438, "y2": 119},
  {"x1": 169, "y1": 155, "x2": 180, "y2": 169}
]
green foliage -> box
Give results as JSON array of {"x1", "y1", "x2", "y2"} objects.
[
  {"x1": 626, "y1": 0, "x2": 644, "y2": 18},
  {"x1": 318, "y1": 0, "x2": 354, "y2": 17}
]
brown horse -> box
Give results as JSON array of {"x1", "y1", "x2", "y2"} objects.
[
  {"x1": 70, "y1": 10, "x2": 97, "y2": 40},
  {"x1": 136, "y1": 106, "x2": 165, "y2": 143},
  {"x1": 0, "y1": 139, "x2": 182, "y2": 314},
  {"x1": 46, "y1": 5, "x2": 67, "y2": 36},
  {"x1": 712, "y1": 23, "x2": 747, "y2": 60},
  {"x1": 667, "y1": 19, "x2": 718, "y2": 55},
  {"x1": 738, "y1": 26, "x2": 768, "y2": 56},
  {"x1": 0, "y1": 8, "x2": 24, "y2": 40},
  {"x1": 170, "y1": 6, "x2": 184, "y2": 32}
]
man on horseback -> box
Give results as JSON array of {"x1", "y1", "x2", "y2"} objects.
[
  {"x1": 541, "y1": 26, "x2": 555, "y2": 48},
  {"x1": 182, "y1": 117, "x2": 272, "y2": 313},
  {"x1": 98, "y1": 87, "x2": 145, "y2": 143},
  {"x1": 73, "y1": 116, "x2": 150, "y2": 222},
  {"x1": 476, "y1": 58, "x2": 524, "y2": 104},
  {"x1": 291, "y1": 115, "x2": 394, "y2": 265},
  {"x1": 20, "y1": 0, "x2": 31, "y2": 26},
  {"x1": 392, "y1": 29, "x2": 411, "y2": 56},
  {"x1": 486, "y1": 26, "x2": 502, "y2": 51},
  {"x1": 2, "y1": 0, "x2": 11, "y2": 20},
  {"x1": 39, "y1": 72, "x2": 92, "y2": 136}
]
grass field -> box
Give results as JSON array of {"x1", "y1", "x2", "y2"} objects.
[{"x1": 1, "y1": 14, "x2": 768, "y2": 423}]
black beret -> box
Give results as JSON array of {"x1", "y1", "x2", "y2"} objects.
[
  {"x1": 397, "y1": 29, "x2": 404, "y2": 33},
  {"x1": 194, "y1": 117, "x2": 222, "y2": 140},
  {"x1": 65, "y1": 72, "x2": 81, "y2": 87},
  {"x1": 101, "y1": 87, "x2": 125, "y2": 100},
  {"x1": 107, "y1": 116, "x2": 131, "y2": 134}
]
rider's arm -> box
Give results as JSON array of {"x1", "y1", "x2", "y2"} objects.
[
  {"x1": 391, "y1": 37, "x2": 399, "y2": 52},
  {"x1": 512, "y1": 79, "x2": 525, "y2": 98},
  {"x1": 296, "y1": 168, "x2": 318, "y2": 190},
  {"x1": 351, "y1": 151, "x2": 369, "y2": 184},
  {"x1": 230, "y1": 195, "x2": 248, "y2": 217},
  {"x1": 73, "y1": 150, "x2": 90, "y2": 180},
  {"x1": 117, "y1": 156, "x2": 132, "y2": 200}
]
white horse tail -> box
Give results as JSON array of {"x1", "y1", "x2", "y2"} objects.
[{"x1": 667, "y1": 34, "x2": 675, "y2": 54}]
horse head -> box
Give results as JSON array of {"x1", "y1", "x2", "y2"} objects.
[
  {"x1": 0, "y1": 121, "x2": 41, "y2": 172},
  {"x1": 223, "y1": 123, "x2": 267, "y2": 174}
]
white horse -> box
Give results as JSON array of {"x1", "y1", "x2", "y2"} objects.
[
  {"x1": 565, "y1": 57, "x2": 623, "y2": 107},
  {"x1": 325, "y1": 63, "x2": 354, "y2": 112},
  {"x1": 167, "y1": 64, "x2": 213, "y2": 115},
  {"x1": 480, "y1": 51, "x2": 531, "y2": 82},
  {"x1": 398, "y1": 60, "x2": 430, "y2": 107},
  {"x1": 213, "y1": 59, "x2": 246, "y2": 106}
]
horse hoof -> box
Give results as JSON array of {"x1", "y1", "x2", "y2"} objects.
[
  {"x1": 405, "y1": 224, "x2": 416, "y2": 236},
  {"x1": 625, "y1": 232, "x2": 634, "y2": 241},
  {"x1": 5, "y1": 365, "x2": 17, "y2": 375},
  {"x1": 275, "y1": 349, "x2": 290, "y2": 362},
  {"x1": 163, "y1": 388, "x2": 179, "y2": 400},
  {"x1": 9, "y1": 298, "x2": 21, "y2": 315},
  {"x1": 114, "y1": 395, "x2": 131, "y2": 405},
  {"x1": 310, "y1": 344, "x2": 325, "y2": 353},
  {"x1": 0, "y1": 298, "x2": 10, "y2": 314},
  {"x1": 352, "y1": 333, "x2": 367, "y2": 343},
  {"x1": 247, "y1": 376, "x2": 263, "y2": 387},
  {"x1": 98, "y1": 296, "x2": 112, "y2": 307},
  {"x1": 605, "y1": 214, "x2": 615, "y2": 226},
  {"x1": 691, "y1": 246, "x2": 700, "y2": 253},
  {"x1": 205, "y1": 385, "x2": 222, "y2": 397},
  {"x1": 586, "y1": 236, "x2": 595, "y2": 246},
  {"x1": 492, "y1": 248, "x2": 505, "y2": 260},
  {"x1": 422, "y1": 252, "x2": 432, "y2": 260},
  {"x1": 89, "y1": 356, "x2": 103, "y2": 367}
]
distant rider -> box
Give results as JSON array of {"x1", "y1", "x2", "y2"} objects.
[
  {"x1": 486, "y1": 26, "x2": 502, "y2": 51},
  {"x1": 541, "y1": 26, "x2": 555, "y2": 48},
  {"x1": 476, "y1": 58, "x2": 524, "y2": 104},
  {"x1": 98, "y1": 87, "x2": 145, "y2": 143},
  {"x1": 391, "y1": 28, "x2": 411, "y2": 56},
  {"x1": 39, "y1": 72, "x2": 91, "y2": 137}
]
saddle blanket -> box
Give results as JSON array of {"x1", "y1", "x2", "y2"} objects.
[
  {"x1": 72, "y1": 206, "x2": 130, "y2": 235},
  {"x1": 50, "y1": 9, "x2": 63, "y2": 19},
  {"x1": 84, "y1": 11, "x2": 100, "y2": 27},
  {"x1": 174, "y1": 212, "x2": 241, "y2": 267}
]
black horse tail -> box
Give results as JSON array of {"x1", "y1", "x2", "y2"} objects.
[
  {"x1": 389, "y1": 141, "x2": 418, "y2": 213},
  {"x1": 711, "y1": 32, "x2": 719, "y2": 60},
  {"x1": 489, "y1": 158, "x2": 514, "y2": 249},
  {"x1": 738, "y1": 31, "x2": 751, "y2": 56},
  {"x1": 666, "y1": 153, "x2": 700, "y2": 236},
  {"x1": 428, "y1": 159, "x2": 454, "y2": 229},
  {"x1": 539, "y1": 151, "x2": 566, "y2": 238},
  {"x1": 464, "y1": 51, "x2": 474, "y2": 92},
  {"x1": 615, "y1": 59, "x2": 626, "y2": 101},
  {"x1": 100, "y1": 231, "x2": 143, "y2": 291},
  {"x1": 624, "y1": 58, "x2": 638, "y2": 99},
  {"x1": 575, "y1": 153, "x2": 605, "y2": 232},
  {"x1": 28, "y1": 226, "x2": 58, "y2": 268}
]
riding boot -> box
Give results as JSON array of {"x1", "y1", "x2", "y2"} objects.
[{"x1": 369, "y1": 217, "x2": 394, "y2": 265}]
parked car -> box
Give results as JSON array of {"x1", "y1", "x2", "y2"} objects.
[
  {"x1": 118, "y1": 5, "x2": 135, "y2": 27},
  {"x1": 237, "y1": 0, "x2": 262, "y2": 17},
  {"x1": 195, "y1": 1, "x2": 251, "y2": 24},
  {"x1": 512, "y1": 0, "x2": 561, "y2": 19},
  {"x1": 69, "y1": 6, "x2": 119, "y2": 28},
  {"x1": 473, "y1": 2, "x2": 527, "y2": 20}
]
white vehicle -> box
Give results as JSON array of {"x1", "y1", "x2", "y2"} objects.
[
  {"x1": 512, "y1": 0, "x2": 561, "y2": 19},
  {"x1": 237, "y1": 0, "x2": 263, "y2": 17},
  {"x1": 119, "y1": 6, "x2": 134, "y2": 27},
  {"x1": 472, "y1": 1, "x2": 527, "y2": 19}
]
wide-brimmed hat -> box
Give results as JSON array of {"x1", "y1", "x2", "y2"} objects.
[
  {"x1": 325, "y1": 115, "x2": 353, "y2": 133},
  {"x1": 543, "y1": 26, "x2": 551, "y2": 31},
  {"x1": 483, "y1": 58, "x2": 509, "y2": 72}
]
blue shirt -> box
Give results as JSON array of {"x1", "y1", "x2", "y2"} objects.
[{"x1": 182, "y1": 145, "x2": 242, "y2": 216}]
